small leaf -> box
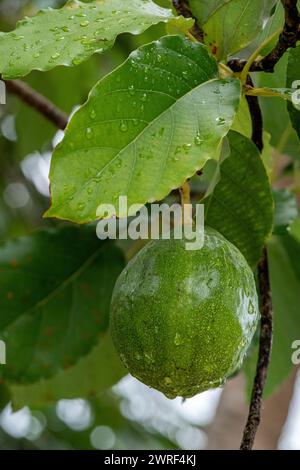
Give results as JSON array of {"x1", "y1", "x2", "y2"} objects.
[
  {"x1": 202, "y1": 0, "x2": 277, "y2": 60},
  {"x1": 287, "y1": 45, "x2": 300, "y2": 140},
  {"x1": 203, "y1": 131, "x2": 274, "y2": 267},
  {"x1": 254, "y1": 1, "x2": 284, "y2": 56},
  {"x1": 256, "y1": 55, "x2": 300, "y2": 159},
  {"x1": 273, "y1": 189, "x2": 298, "y2": 235},
  {"x1": 165, "y1": 16, "x2": 195, "y2": 36},
  {"x1": 0, "y1": 226, "x2": 125, "y2": 383},
  {"x1": 10, "y1": 333, "x2": 126, "y2": 408},
  {"x1": 46, "y1": 35, "x2": 241, "y2": 223},
  {"x1": 0, "y1": 0, "x2": 184, "y2": 79}
]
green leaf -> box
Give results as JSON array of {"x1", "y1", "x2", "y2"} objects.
[
  {"x1": 0, "y1": 0, "x2": 183, "y2": 79},
  {"x1": 255, "y1": 54, "x2": 300, "y2": 159},
  {"x1": 244, "y1": 234, "x2": 300, "y2": 397},
  {"x1": 273, "y1": 189, "x2": 298, "y2": 235},
  {"x1": 202, "y1": 0, "x2": 277, "y2": 60},
  {"x1": 287, "y1": 45, "x2": 300, "y2": 140},
  {"x1": 45, "y1": 35, "x2": 241, "y2": 223},
  {"x1": 189, "y1": 0, "x2": 228, "y2": 26},
  {"x1": 203, "y1": 131, "x2": 274, "y2": 267},
  {"x1": 255, "y1": 1, "x2": 284, "y2": 56},
  {"x1": 10, "y1": 333, "x2": 126, "y2": 408},
  {"x1": 0, "y1": 226, "x2": 124, "y2": 383},
  {"x1": 231, "y1": 96, "x2": 252, "y2": 138}
]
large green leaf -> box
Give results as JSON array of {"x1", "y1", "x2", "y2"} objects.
[
  {"x1": 45, "y1": 35, "x2": 241, "y2": 223},
  {"x1": 287, "y1": 45, "x2": 300, "y2": 140},
  {"x1": 202, "y1": 0, "x2": 277, "y2": 60},
  {"x1": 203, "y1": 131, "x2": 274, "y2": 267},
  {"x1": 0, "y1": 0, "x2": 185, "y2": 79},
  {"x1": 10, "y1": 333, "x2": 126, "y2": 408},
  {"x1": 244, "y1": 234, "x2": 300, "y2": 397},
  {"x1": 0, "y1": 226, "x2": 124, "y2": 383}
]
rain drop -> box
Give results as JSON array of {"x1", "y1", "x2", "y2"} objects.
[
  {"x1": 128, "y1": 85, "x2": 135, "y2": 96},
  {"x1": 174, "y1": 333, "x2": 183, "y2": 346},
  {"x1": 87, "y1": 186, "x2": 94, "y2": 195},
  {"x1": 72, "y1": 57, "x2": 82, "y2": 65},
  {"x1": 90, "y1": 109, "x2": 96, "y2": 119},
  {"x1": 183, "y1": 143, "x2": 192, "y2": 152},
  {"x1": 216, "y1": 117, "x2": 226, "y2": 126},
  {"x1": 194, "y1": 132, "x2": 204, "y2": 146},
  {"x1": 80, "y1": 20, "x2": 90, "y2": 27},
  {"x1": 120, "y1": 121, "x2": 128, "y2": 132},
  {"x1": 51, "y1": 52, "x2": 60, "y2": 60},
  {"x1": 85, "y1": 127, "x2": 93, "y2": 139},
  {"x1": 77, "y1": 202, "x2": 85, "y2": 211}
]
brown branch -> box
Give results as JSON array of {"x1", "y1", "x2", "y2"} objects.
[
  {"x1": 172, "y1": 0, "x2": 204, "y2": 42},
  {"x1": 240, "y1": 83, "x2": 273, "y2": 451},
  {"x1": 3, "y1": 78, "x2": 68, "y2": 130},
  {"x1": 229, "y1": 0, "x2": 299, "y2": 73},
  {"x1": 245, "y1": 77, "x2": 264, "y2": 152}
]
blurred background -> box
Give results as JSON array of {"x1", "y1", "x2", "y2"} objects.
[{"x1": 0, "y1": 0, "x2": 299, "y2": 450}]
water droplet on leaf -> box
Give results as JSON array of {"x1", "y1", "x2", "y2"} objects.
[
  {"x1": 120, "y1": 121, "x2": 128, "y2": 132},
  {"x1": 85, "y1": 127, "x2": 93, "y2": 139}
]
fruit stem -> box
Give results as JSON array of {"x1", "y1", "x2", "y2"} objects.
[{"x1": 179, "y1": 180, "x2": 193, "y2": 226}]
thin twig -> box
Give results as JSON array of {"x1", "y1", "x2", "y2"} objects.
[
  {"x1": 3, "y1": 78, "x2": 68, "y2": 130},
  {"x1": 172, "y1": 0, "x2": 204, "y2": 42},
  {"x1": 240, "y1": 248, "x2": 273, "y2": 450},
  {"x1": 229, "y1": 0, "x2": 299, "y2": 73},
  {"x1": 240, "y1": 81, "x2": 273, "y2": 451}
]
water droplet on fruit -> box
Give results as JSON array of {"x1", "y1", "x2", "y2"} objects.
[
  {"x1": 174, "y1": 333, "x2": 183, "y2": 346},
  {"x1": 248, "y1": 300, "x2": 255, "y2": 314},
  {"x1": 163, "y1": 377, "x2": 172, "y2": 386}
]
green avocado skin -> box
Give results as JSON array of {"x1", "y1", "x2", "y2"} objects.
[{"x1": 110, "y1": 227, "x2": 259, "y2": 399}]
